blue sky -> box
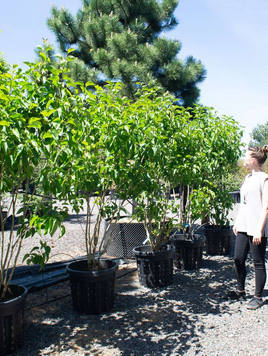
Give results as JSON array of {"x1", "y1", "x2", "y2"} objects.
[{"x1": 1, "y1": 0, "x2": 267, "y2": 144}]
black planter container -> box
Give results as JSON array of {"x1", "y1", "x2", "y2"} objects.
[
  {"x1": 204, "y1": 225, "x2": 232, "y2": 255},
  {"x1": 133, "y1": 244, "x2": 175, "y2": 288},
  {"x1": 67, "y1": 259, "x2": 118, "y2": 314},
  {"x1": 170, "y1": 233, "x2": 205, "y2": 270},
  {"x1": 0, "y1": 284, "x2": 28, "y2": 355}
]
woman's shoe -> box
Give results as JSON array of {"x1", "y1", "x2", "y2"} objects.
[
  {"x1": 227, "y1": 290, "x2": 246, "y2": 300},
  {"x1": 247, "y1": 297, "x2": 263, "y2": 310}
]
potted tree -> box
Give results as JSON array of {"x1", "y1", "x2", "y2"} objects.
[
  {"x1": 64, "y1": 82, "x2": 148, "y2": 313},
  {"x1": 127, "y1": 91, "x2": 188, "y2": 287},
  {"x1": 168, "y1": 106, "x2": 243, "y2": 266},
  {"x1": 132, "y1": 188, "x2": 176, "y2": 288},
  {"x1": 188, "y1": 109, "x2": 243, "y2": 256},
  {"x1": 165, "y1": 107, "x2": 209, "y2": 270},
  {"x1": 66, "y1": 192, "x2": 122, "y2": 314},
  {"x1": 199, "y1": 184, "x2": 235, "y2": 255},
  {"x1": 0, "y1": 49, "x2": 70, "y2": 354},
  {"x1": 16, "y1": 47, "x2": 126, "y2": 316}
]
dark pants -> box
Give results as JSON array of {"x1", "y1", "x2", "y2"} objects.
[{"x1": 234, "y1": 232, "x2": 267, "y2": 298}]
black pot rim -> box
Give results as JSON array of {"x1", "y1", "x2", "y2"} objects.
[
  {"x1": 133, "y1": 244, "x2": 175, "y2": 257},
  {"x1": 170, "y1": 232, "x2": 205, "y2": 241},
  {"x1": 204, "y1": 224, "x2": 231, "y2": 231},
  {"x1": 0, "y1": 284, "x2": 28, "y2": 305},
  {"x1": 67, "y1": 258, "x2": 118, "y2": 276}
]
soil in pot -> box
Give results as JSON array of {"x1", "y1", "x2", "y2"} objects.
[
  {"x1": 0, "y1": 284, "x2": 28, "y2": 355},
  {"x1": 204, "y1": 225, "x2": 232, "y2": 255},
  {"x1": 67, "y1": 259, "x2": 118, "y2": 314},
  {"x1": 170, "y1": 233, "x2": 205, "y2": 270},
  {"x1": 133, "y1": 244, "x2": 175, "y2": 288}
]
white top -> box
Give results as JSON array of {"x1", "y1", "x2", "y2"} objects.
[{"x1": 235, "y1": 171, "x2": 268, "y2": 236}]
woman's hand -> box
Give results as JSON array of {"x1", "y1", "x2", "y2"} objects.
[
  {"x1": 233, "y1": 226, "x2": 238, "y2": 236},
  {"x1": 253, "y1": 233, "x2": 262, "y2": 245}
]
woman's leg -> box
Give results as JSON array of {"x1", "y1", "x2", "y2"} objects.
[
  {"x1": 234, "y1": 232, "x2": 250, "y2": 292},
  {"x1": 249, "y1": 236, "x2": 267, "y2": 298}
]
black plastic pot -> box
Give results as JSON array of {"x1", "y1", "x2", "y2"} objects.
[
  {"x1": 204, "y1": 225, "x2": 232, "y2": 255},
  {"x1": 170, "y1": 233, "x2": 205, "y2": 270},
  {"x1": 133, "y1": 244, "x2": 175, "y2": 288},
  {"x1": 0, "y1": 284, "x2": 28, "y2": 355},
  {"x1": 67, "y1": 259, "x2": 118, "y2": 314}
]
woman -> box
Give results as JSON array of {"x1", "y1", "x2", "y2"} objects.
[{"x1": 230, "y1": 145, "x2": 268, "y2": 309}]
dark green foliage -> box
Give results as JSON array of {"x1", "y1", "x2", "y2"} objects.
[{"x1": 47, "y1": 0, "x2": 206, "y2": 104}]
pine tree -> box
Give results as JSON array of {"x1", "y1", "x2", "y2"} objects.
[{"x1": 47, "y1": 0, "x2": 206, "y2": 105}]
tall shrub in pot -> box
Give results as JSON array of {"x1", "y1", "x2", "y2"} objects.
[
  {"x1": 132, "y1": 188, "x2": 177, "y2": 287},
  {"x1": 0, "y1": 49, "x2": 73, "y2": 354},
  {"x1": 128, "y1": 93, "x2": 191, "y2": 287},
  {"x1": 61, "y1": 83, "x2": 168, "y2": 312},
  {"x1": 180, "y1": 107, "x2": 243, "y2": 256},
  {"x1": 192, "y1": 184, "x2": 236, "y2": 255},
  {"x1": 168, "y1": 106, "x2": 243, "y2": 266}
]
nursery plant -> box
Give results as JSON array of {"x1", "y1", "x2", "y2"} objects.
[
  {"x1": 0, "y1": 47, "x2": 79, "y2": 353},
  {"x1": 126, "y1": 90, "x2": 187, "y2": 251},
  {"x1": 166, "y1": 106, "x2": 243, "y2": 266},
  {"x1": 64, "y1": 83, "x2": 135, "y2": 271},
  {"x1": 123, "y1": 91, "x2": 188, "y2": 286},
  {"x1": 183, "y1": 107, "x2": 243, "y2": 255},
  {"x1": 176, "y1": 106, "x2": 243, "y2": 233},
  {"x1": 0, "y1": 50, "x2": 74, "y2": 301}
]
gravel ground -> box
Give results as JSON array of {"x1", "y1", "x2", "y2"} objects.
[
  {"x1": 5, "y1": 202, "x2": 268, "y2": 355},
  {"x1": 14, "y1": 252, "x2": 268, "y2": 356}
]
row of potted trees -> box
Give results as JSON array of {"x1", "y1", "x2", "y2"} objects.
[{"x1": 0, "y1": 47, "x2": 243, "y2": 354}]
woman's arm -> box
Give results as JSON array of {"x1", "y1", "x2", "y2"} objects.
[
  {"x1": 253, "y1": 179, "x2": 268, "y2": 244},
  {"x1": 233, "y1": 176, "x2": 248, "y2": 236},
  {"x1": 233, "y1": 225, "x2": 238, "y2": 236}
]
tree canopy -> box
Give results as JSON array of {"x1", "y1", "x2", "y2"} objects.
[
  {"x1": 47, "y1": 0, "x2": 206, "y2": 105},
  {"x1": 249, "y1": 122, "x2": 268, "y2": 147}
]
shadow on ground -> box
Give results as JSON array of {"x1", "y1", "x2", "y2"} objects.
[
  {"x1": 15, "y1": 254, "x2": 260, "y2": 356},
  {"x1": 64, "y1": 213, "x2": 88, "y2": 224}
]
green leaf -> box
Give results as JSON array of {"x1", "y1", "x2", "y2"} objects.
[
  {"x1": 0, "y1": 91, "x2": 8, "y2": 101},
  {"x1": 0, "y1": 120, "x2": 11, "y2": 126},
  {"x1": 41, "y1": 109, "x2": 57, "y2": 118},
  {"x1": 28, "y1": 117, "x2": 42, "y2": 129},
  {"x1": 42, "y1": 132, "x2": 54, "y2": 139}
]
